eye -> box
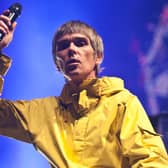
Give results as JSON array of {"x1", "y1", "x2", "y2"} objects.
[
  {"x1": 56, "y1": 40, "x2": 70, "y2": 51},
  {"x1": 74, "y1": 38, "x2": 88, "y2": 47}
]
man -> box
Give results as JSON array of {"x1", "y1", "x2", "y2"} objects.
[{"x1": 0, "y1": 10, "x2": 168, "y2": 168}]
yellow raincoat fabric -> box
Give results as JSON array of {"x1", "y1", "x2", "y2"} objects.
[{"x1": 0, "y1": 54, "x2": 168, "y2": 168}]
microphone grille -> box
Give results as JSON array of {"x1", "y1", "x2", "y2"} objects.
[{"x1": 8, "y1": 2, "x2": 22, "y2": 16}]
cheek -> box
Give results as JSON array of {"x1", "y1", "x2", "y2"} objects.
[
  {"x1": 82, "y1": 47, "x2": 95, "y2": 58},
  {"x1": 83, "y1": 54, "x2": 97, "y2": 68}
]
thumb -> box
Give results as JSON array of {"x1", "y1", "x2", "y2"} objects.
[
  {"x1": 12, "y1": 22, "x2": 17, "y2": 29},
  {"x1": 10, "y1": 22, "x2": 17, "y2": 33}
]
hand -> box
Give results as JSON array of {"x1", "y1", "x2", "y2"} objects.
[{"x1": 0, "y1": 10, "x2": 17, "y2": 50}]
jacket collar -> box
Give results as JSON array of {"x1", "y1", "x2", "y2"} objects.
[{"x1": 59, "y1": 76, "x2": 124, "y2": 107}]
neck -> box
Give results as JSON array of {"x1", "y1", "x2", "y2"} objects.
[{"x1": 67, "y1": 71, "x2": 97, "y2": 86}]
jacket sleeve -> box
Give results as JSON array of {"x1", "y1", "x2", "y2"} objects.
[
  {"x1": 120, "y1": 95, "x2": 168, "y2": 167},
  {"x1": 0, "y1": 53, "x2": 30, "y2": 142},
  {"x1": 0, "y1": 53, "x2": 12, "y2": 95},
  {"x1": 0, "y1": 53, "x2": 48, "y2": 143}
]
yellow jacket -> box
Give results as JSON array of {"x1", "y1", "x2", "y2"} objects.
[{"x1": 0, "y1": 54, "x2": 168, "y2": 168}]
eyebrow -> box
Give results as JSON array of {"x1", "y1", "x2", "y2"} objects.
[{"x1": 57, "y1": 36, "x2": 89, "y2": 42}]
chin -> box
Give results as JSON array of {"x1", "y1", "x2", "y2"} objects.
[
  {"x1": 66, "y1": 70, "x2": 80, "y2": 77},
  {"x1": 67, "y1": 73, "x2": 84, "y2": 83}
]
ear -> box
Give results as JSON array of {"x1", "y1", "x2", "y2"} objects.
[{"x1": 95, "y1": 54, "x2": 103, "y2": 65}]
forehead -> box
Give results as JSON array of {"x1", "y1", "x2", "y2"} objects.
[{"x1": 57, "y1": 33, "x2": 90, "y2": 41}]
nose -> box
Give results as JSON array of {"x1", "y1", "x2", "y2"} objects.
[{"x1": 68, "y1": 42, "x2": 77, "y2": 57}]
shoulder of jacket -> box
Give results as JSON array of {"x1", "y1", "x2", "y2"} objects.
[{"x1": 111, "y1": 89, "x2": 135, "y2": 105}]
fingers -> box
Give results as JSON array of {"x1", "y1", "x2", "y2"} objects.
[
  {"x1": 0, "y1": 10, "x2": 17, "y2": 49},
  {"x1": 0, "y1": 10, "x2": 13, "y2": 35},
  {"x1": 0, "y1": 18, "x2": 9, "y2": 35}
]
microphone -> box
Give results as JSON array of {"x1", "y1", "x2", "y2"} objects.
[{"x1": 0, "y1": 2, "x2": 22, "y2": 41}]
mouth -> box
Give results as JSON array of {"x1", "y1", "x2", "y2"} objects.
[{"x1": 66, "y1": 59, "x2": 80, "y2": 71}]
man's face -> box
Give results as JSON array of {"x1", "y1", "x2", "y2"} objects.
[{"x1": 55, "y1": 33, "x2": 102, "y2": 84}]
